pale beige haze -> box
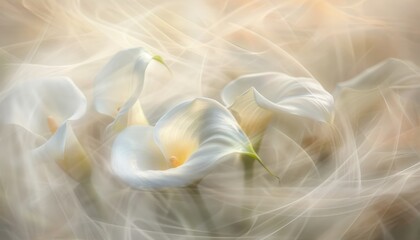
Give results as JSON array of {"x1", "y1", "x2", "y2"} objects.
[{"x1": 0, "y1": 0, "x2": 420, "y2": 239}]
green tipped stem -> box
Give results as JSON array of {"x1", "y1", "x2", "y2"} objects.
[
  {"x1": 241, "y1": 143, "x2": 280, "y2": 183},
  {"x1": 187, "y1": 184, "x2": 218, "y2": 237},
  {"x1": 152, "y1": 55, "x2": 172, "y2": 75},
  {"x1": 74, "y1": 178, "x2": 107, "y2": 221}
]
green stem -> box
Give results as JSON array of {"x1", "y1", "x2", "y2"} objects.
[
  {"x1": 242, "y1": 154, "x2": 256, "y2": 184},
  {"x1": 187, "y1": 184, "x2": 218, "y2": 237},
  {"x1": 241, "y1": 140, "x2": 280, "y2": 183},
  {"x1": 243, "y1": 139, "x2": 261, "y2": 182},
  {"x1": 74, "y1": 178, "x2": 107, "y2": 221}
]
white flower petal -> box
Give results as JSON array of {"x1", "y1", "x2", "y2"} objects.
[
  {"x1": 111, "y1": 126, "x2": 171, "y2": 188},
  {"x1": 94, "y1": 48, "x2": 152, "y2": 117},
  {"x1": 336, "y1": 58, "x2": 420, "y2": 91},
  {"x1": 223, "y1": 89, "x2": 275, "y2": 141},
  {"x1": 223, "y1": 72, "x2": 334, "y2": 122},
  {"x1": 0, "y1": 77, "x2": 86, "y2": 138},
  {"x1": 0, "y1": 77, "x2": 90, "y2": 181},
  {"x1": 34, "y1": 122, "x2": 91, "y2": 181},
  {"x1": 155, "y1": 98, "x2": 252, "y2": 159},
  {"x1": 111, "y1": 98, "x2": 261, "y2": 189},
  {"x1": 105, "y1": 99, "x2": 148, "y2": 135},
  {"x1": 334, "y1": 58, "x2": 420, "y2": 124},
  {"x1": 221, "y1": 72, "x2": 334, "y2": 140},
  {"x1": 94, "y1": 48, "x2": 164, "y2": 135}
]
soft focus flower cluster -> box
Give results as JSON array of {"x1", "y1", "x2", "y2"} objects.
[
  {"x1": 0, "y1": 46, "x2": 339, "y2": 189},
  {"x1": 1, "y1": 44, "x2": 420, "y2": 240},
  {"x1": 2, "y1": 46, "x2": 419, "y2": 193},
  {"x1": 2, "y1": 1, "x2": 420, "y2": 239}
]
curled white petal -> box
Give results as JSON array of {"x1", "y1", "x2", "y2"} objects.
[
  {"x1": 111, "y1": 126, "x2": 171, "y2": 188},
  {"x1": 93, "y1": 48, "x2": 157, "y2": 134},
  {"x1": 34, "y1": 122, "x2": 91, "y2": 181},
  {"x1": 0, "y1": 77, "x2": 86, "y2": 138},
  {"x1": 0, "y1": 77, "x2": 90, "y2": 181},
  {"x1": 334, "y1": 58, "x2": 420, "y2": 124},
  {"x1": 94, "y1": 48, "x2": 152, "y2": 117},
  {"x1": 111, "y1": 98, "x2": 256, "y2": 189},
  {"x1": 221, "y1": 72, "x2": 334, "y2": 140},
  {"x1": 336, "y1": 58, "x2": 420, "y2": 91},
  {"x1": 155, "y1": 98, "x2": 251, "y2": 156},
  {"x1": 222, "y1": 72, "x2": 334, "y2": 122}
]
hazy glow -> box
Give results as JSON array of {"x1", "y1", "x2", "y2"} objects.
[{"x1": 1, "y1": 1, "x2": 420, "y2": 239}]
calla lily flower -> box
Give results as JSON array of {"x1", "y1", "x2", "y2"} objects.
[
  {"x1": 0, "y1": 77, "x2": 90, "y2": 181},
  {"x1": 334, "y1": 58, "x2": 420, "y2": 124},
  {"x1": 336, "y1": 58, "x2": 420, "y2": 91},
  {"x1": 221, "y1": 72, "x2": 334, "y2": 143},
  {"x1": 94, "y1": 47, "x2": 166, "y2": 135},
  {"x1": 111, "y1": 98, "x2": 268, "y2": 189}
]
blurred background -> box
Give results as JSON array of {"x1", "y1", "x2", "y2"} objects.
[{"x1": 1, "y1": 0, "x2": 419, "y2": 239}]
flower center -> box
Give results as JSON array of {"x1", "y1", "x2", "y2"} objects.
[
  {"x1": 167, "y1": 140, "x2": 198, "y2": 168},
  {"x1": 47, "y1": 116, "x2": 58, "y2": 133},
  {"x1": 169, "y1": 156, "x2": 183, "y2": 168}
]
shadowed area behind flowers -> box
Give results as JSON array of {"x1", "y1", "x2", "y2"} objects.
[{"x1": 1, "y1": 0, "x2": 420, "y2": 239}]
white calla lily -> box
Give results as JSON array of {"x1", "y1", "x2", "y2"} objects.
[
  {"x1": 221, "y1": 72, "x2": 334, "y2": 142},
  {"x1": 0, "y1": 77, "x2": 90, "y2": 181},
  {"x1": 94, "y1": 47, "x2": 165, "y2": 135},
  {"x1": 334, "y1": 58, "x2": 420, "y2": 124},
  {"x1": 111, "y1": 98, "x2": 268, "y2": 189},
  {"x1": 336, "y1": 58, "x2": 420, "y2": 91}
]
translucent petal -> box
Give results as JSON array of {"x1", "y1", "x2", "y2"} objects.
[
  {"x1": 111, "y1": 98, "x2": 259, "y2": 189},
  {"x1": 111, "y1": 126, "x2": 171, "y2": 188},
  {"x1": 223, "y1": 89, "x2": 273, "y2": 140},
  {"x1": 94, "y1": 48, "x2": 152, "y2": 117},
  {"x1": 223, "y1": 72, "x2": 334, "y2": 122},
  {"x1": 105, "y1": 99, "x2": 148, "y2": 136},
  {"x1": 155, "y1": 98, "x2": 251, "y2": 160},
  {"x1": 0, "y1": 77, "x2": 86, "y2": 138},
  {"x1": 33, "y1": 122, "x2": 91, "y2": 181},
  {"x1": 0, "y1": 77, "x2": 90, "y2": 181},
  {"x1": 336, "y1": 58, "x2": 420, "y2": 91},
  {"x1": 221, "y1": 72, "x2": 334, "y2": 140},
  {"x1": 93, "y1": 48, "x2": 158, "y2": 134},
  {"x1": 334, "y1": 58, "x2": 420, "y2": 124}
]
